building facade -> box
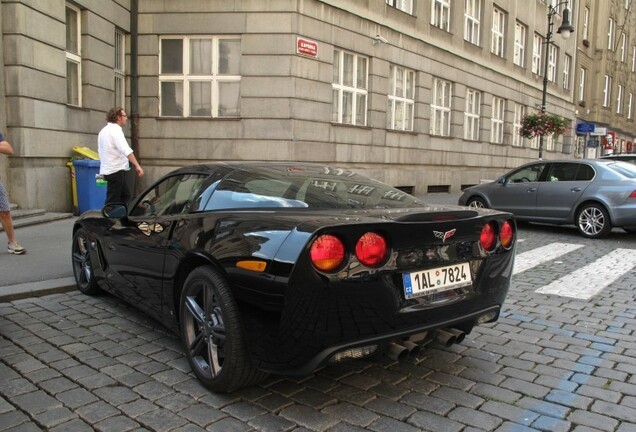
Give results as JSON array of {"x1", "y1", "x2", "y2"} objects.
[
  {"x1": 573, "y1": 0, "x2": 636, "y2": 158},
  {"x1": 2, "y1": 0, "x2": 625, "y2": 212}
]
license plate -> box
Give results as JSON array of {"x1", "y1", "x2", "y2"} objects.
[{"x1": 403, "y1": 262, "x2": 472, "y2": 299}]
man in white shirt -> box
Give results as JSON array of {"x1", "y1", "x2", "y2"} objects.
[{"x1": 98, "y1": 107, "x2": 144, "y2": 204}]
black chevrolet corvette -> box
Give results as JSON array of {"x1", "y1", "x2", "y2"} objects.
[{"x1": 72, "y1": 162, "x2": 516, "y2": 392}]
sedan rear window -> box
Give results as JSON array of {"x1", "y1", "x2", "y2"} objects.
[{"x1": 606, "y1": 161, "x2": 636, "y2": 179}]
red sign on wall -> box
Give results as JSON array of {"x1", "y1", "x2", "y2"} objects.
[
  {"x1": 602, "y1": 132, "x2": 616, "y2": 150},
  {"x1": 297, "y1": 37, "x2": 318, "y2": 57}
]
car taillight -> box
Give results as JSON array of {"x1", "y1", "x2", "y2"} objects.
[
  {"x1": 310, "y1": 234, "x2": 345, "y2": 272},
  {"x1": 499, "y1": 220, "x2": 514, "y2": 249},
  {"x1": 480, "y1": 222, "x2": 497, "y2": 251},
  {"x1": 355, "y1": 232, "x2": 388, "y2": 267},
  {"x1": 630, "y1": 190, "x2": 636, "y2": 198}
]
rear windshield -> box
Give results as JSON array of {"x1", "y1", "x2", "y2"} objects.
[
  {"x1": 605, "y1": 161, "x2": 636, "y2": 179},
  {"x1": 204, "y1": 167, "x2": 424, "y2": 210}
]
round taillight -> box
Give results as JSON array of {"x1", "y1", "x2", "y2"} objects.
[
  {"x1": 480, "y1": 222, "x2": 497, "y2": 251},
  {"x1": 310, "y1": 234, "x2": 345, "y2": 272},
  {"x1": 499, "y1": 220, "x2": 514, "y2": 249},
  {"x1": 355, "y1": 232, "x2": 388, "y2": 267}
]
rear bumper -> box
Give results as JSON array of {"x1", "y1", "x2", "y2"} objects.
[{"x1": 242, "y1": 250, "x2": 513, "y2": 374}]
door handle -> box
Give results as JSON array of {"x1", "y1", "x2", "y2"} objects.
[
  {"x1": 571, "y1": 188, "x2": 582, "y2": 192},
  {"x1": 527, "y1": 188, "x2": 537, "y2": 192}
]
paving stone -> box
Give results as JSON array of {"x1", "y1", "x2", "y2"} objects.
[
  {"x1": 430, "y1": 386, "x2": 484, "y2": 409},
  {"x1": 256, "y1": 393, "x2": 295, "y2": 412},
  {"x1": 516, "y1": 396, "x2": 571, "y2": 419},
  {"x1": 364, "y1": 396, "x2": 416, "y2": 420},
  {"x1": 49, "y1": 418, "x2": 95, "y2": 432},
  {"x1": 480, "y1": 400, "x2": 539, "y2": 426},
  {"x1": 33, "y1": 406, "x2": 77, "y2": 429},
  {"x1": 94, "y1": 386, "x2": 140, "y2": 406},
  {"x1": 322, "y1": 402, "x2": 379, "y2": 427},
  {"x1": 75, "y1": 400, "x2": 120, "y2": 423},
  {"x1": 545, "y1": 389, "x2": 594, "y2": 410},
  {"x1": 368, "y1": 416, "x2": 424, "y2": 432},
  {"x1": 118, "y1": 399, "x2": 159, "y2": 419},
  {"x1": 13, "y1": 390, "x2": 62, "y2": 415},
  {"x1": 500, "y1": 378, "x2": 550, "y2": 399},
  {"x1": 206, "y1": 416, "x2": 252, "y2": 432},
  {"x1": 591, "y1": 400, "x2": 636, "y2": 423},
  {"x1": 448, "y1": 406, "x2": 503, "y2": 430},
  {"x1": 94, "y1": 414, "x2": 140, "y2": 432},
  {"x1": 248, "y1": 412, "x2": 297, "y2": 432},
  {"x1": 567, "y1": 409, "x2": 619, "y2": 431},
  {"x1": 280, "y1": 404, "x2": 339, "y2": 431},
  {"x1": 470, "y1": 383, "x2": 522, "y2": 404},
  {"x1": 178, "y1": 403, "x2": 225, "y2": 427},
  {"x1": 0, "y1": 410, "x2": 32, "y2": 430},
  {"x1": 136, "y1": 408, "x2": 188, "y2": 432},
  {"x1": 407, "y1": 410, "x2": 464, "y2": 432},
  {"x1": 222, "y1": 400, "x2": 268, "y2": 421}
]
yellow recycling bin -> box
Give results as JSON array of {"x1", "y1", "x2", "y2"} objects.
[{"x1": 68, "y1": 146, "x2": 100, "y2": 216}]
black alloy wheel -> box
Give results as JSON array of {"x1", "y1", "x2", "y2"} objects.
[
  {"x1": 179, "y1": 266, "x2": 266, "y2": 392},
  {"x1": 72, "y1": 228, "x2": 100, "y2": 295}
]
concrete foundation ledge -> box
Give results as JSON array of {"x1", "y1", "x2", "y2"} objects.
[{"x1": 0, "y1": 277, "x2": 77, "y2": 303}]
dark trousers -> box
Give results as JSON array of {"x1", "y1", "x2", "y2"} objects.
[{"x1": 104, "y1": 170, "x2": 131, "y2": 204}]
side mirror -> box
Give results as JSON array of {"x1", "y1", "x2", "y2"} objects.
[
  {"x1": 497, "y1": 176, "x2": 506, "y2": 185},
  {"x1": 102, "y1": 203, "x2": 128, "y2": 219}
]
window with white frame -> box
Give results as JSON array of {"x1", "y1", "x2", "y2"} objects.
[
  {"x1": 550, "y1": 0, "x2": 563, "y2": 14},
  {"x1": 512, "y1": 103, "x2": 525, "y2": 147},
  {"x1": 114, "y1": 29, "x2": 125, "y2": 108},
  {"x1": 532, "y1": 34, "x2": 542, "y2": 75},
  {"x1": 491, "y1": 97, "x2": 504, "y2": 144},
  {"x1": 514, "y1": 21, "x2": 526, "y2": 67},
  {"x1": 621, "y1": 34, "x2": 627, "y2": 62},
  {"x1": 491, "y1": 8, "x2": 505, "y2": 57},
  {"x1": 159, "y1": 36, "x2": 241, "y2": 117},
  {"x1": 432, "y1": 0, "x2": 451, "y2": 32},
  {"x1": 332, "y1": 49, "x2": 368, "y2": 126},
  {"x1": 608, "y1": 18, "x2": 615, "y2": 50},
  {"x1": 386, "y1": 0, "x2": 413, "y2": 14},
  {"x1": 579, "y1": 67, "x2": 586, "y2": 102},
  {"x1": 464, "y1": 88, "x2": 481, "y2": 141},
  {"x1": 603, "y1": 74, "x2": 612, "y2": 107},
  {"x1": 617, "y1": 84, "x2": 624, "y2": 114},
  {"x1": 464, "y1": 0, "x2": 480, "y2": 45},
  {"x1": 548, "y1": 45, "x2": 557, "y2": 83},
  {"x1": 583, "y1": 7, "x2": 589, "y2": 40},
  {"x1": 431, "y1": 78, "x2": 452, "y2": 136},
  {"x1": 387, "y1": 65, "x2": 415, "y2": 131},
  {"x1": 628, "y1": 93, "x2": 633, "y2": 119},
  {"x1": 545, "y1": 134, "x2": 554, "y2": 151},
  {"x1": 66, "y1": 4, "x2": 81, "y2": 106},
  {"x1": 563, "y1": 54, "x2": 571, "y2": 90}
]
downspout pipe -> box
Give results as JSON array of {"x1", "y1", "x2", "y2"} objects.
[{"x1": 130, "y1": 0, "x2": 139, "y2": 154}]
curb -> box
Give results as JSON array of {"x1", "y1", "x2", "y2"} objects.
[{"x1": 0, "y1": 277, "x2": 77, "y2": 303}]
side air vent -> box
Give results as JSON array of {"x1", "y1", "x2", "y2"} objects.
[{"x1": 427, "y1": 185, "x2": 450, "y2": 193}]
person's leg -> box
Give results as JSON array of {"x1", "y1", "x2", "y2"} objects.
[
  {"x1": 0, "y1": 211, "x2": 16, "y2": 243},
  {"x1": 0, "y1": 181, "x2": 25, "y2": 254},
  {"x1": 104, "y1": 171, "x2": 125, "y2": 204}
]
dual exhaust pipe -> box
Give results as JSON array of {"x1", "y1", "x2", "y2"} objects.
[{"x1": 387, "y1": 328, "x2": 466, "y2": 360}]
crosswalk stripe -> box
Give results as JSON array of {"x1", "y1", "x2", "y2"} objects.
[
  {"x1": 513, "y1": 243, "x2": 584, "y2": 275},
  {"x1": 535, "y1": 248, "x2": 636, "y2": 300}
]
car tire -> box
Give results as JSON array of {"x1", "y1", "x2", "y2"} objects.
[
  {"x1": 576, "y1": 203, "x2": 611, "y2": 239},
  {"x1": 467, "y1": 197, "x2": 487, "y2": 209},
  {"x1": 72, "y1": 227, "x2": 101, "y2": 295},
  {"x1": 179, "y1": 266, "x2": 267, "y2": 392}
]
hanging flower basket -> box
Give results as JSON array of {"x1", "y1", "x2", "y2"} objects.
[{"x1": 519, "y1": 113, "x2": 570, "y2": 139}]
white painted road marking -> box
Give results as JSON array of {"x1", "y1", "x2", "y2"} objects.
[
  {"x1": 513, "y1": 243, "x2": 584, "y2": 275},
  {"x1": 535, "y1": 248, "x2": 636, "y2": 300}
]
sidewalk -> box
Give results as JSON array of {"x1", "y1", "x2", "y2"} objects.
[{"x1": 0, "y1": 193, "x2": 461, "y2": 302}]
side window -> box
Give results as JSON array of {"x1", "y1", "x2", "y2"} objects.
[
  {"x1": 508, "y1": 163, "x2": 546, "y2": 183},
  {"x1": 549, "y1": 163, "x2": 579, "y2": 182},
  {"x1": 131, "y1": 174, "x2": 208, "y2": 216},
  {"x1": 576, "y1": 164, "x2": 595, "y2": 181}
]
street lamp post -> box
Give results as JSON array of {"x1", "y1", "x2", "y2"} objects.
[{"x1": 539, "y1": 1, "x2": 574, "y2": 160}]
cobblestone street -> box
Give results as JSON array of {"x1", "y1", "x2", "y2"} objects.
[{"x1": 1, "y1": 224, "x2": 636, "y2": 431}]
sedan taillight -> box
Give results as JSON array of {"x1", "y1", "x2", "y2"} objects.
[
  {"x1": 630, "y1": 191, "x2": 636, "y2": 198},
  {"x1": 310, "y1": 234, "x2": 345, "y2": 272},
  {"x1": 355, "y1": 232, "x2": 388, "y2": 267}
]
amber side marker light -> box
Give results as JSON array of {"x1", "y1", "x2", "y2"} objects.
[
  {"x1": 310, "y1": 234, "x2": 346, "y2": 272},
  {"x1": 237, "y1": 260, "x2": 267, "y2": 272}
]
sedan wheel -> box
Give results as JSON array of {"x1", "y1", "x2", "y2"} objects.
[
  {"x1": 180, "y1": 266, "x2": 267, "y2": 392},
  {"x1": 72, "y1": 228, "x2": 100, "y2": 295},
  {"x1": 467, "y1": 197, "x2": 487, "y2": 209},
  {"x1": 576, "y1": 203, "x2": 611, "y2": 238}
]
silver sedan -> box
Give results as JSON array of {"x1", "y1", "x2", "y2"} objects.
[{"x1": 458, "y1": 159, "x2": 636, "y2": 238}]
